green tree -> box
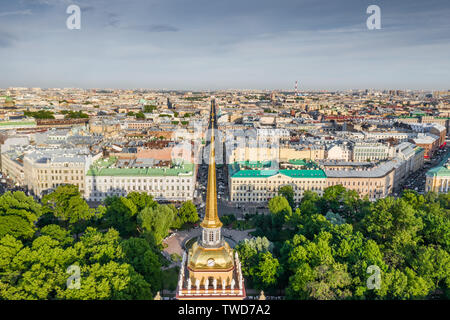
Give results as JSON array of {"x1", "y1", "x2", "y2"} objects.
[
  {"x1": 236, "y1": 237, "x2": 278, "y2": 290},
  {"x1": 64, "y1": 110, "x2": 89, "y2": 119},
  {"x1": 305, "y1": 263, "x2": 352, "y2": 300},
  {"x1": 60, "y1": 262, "x2": 152, "y2": 300},
  {"x1": 325, "y1": 211, "x2": 346, "y2": 225},
  {"x1": 278, "y1": 185, "x2": 295, "y2": 209},
  {"x1": 40, "y1": 224, "x2": 74, "y2": 247},
  {"x1": 0, "y1": 191, "x2": 42, "y2": 240},
  {"x1": 298, "y1": 190, "x2": 320, "y2": 216},
  {"x1": 0, "y1": 228, "x2": 152, "y2": 300},
  {"x1": 268, "y1": 196, "x2": 293, "y2": 228},
  {"x1": 42, "y1": 185, "x2": 94, "y2": 232},
  {"x1": 126, "y1": 192, "x2": 157, "y2": 212},
  {"x1": 253, "y1": 252, "x2": 281, "y2": 290},
  {"x1": 143, "y1": 105, "x2": 157, "y2": 113},
  {"x1": 362, "y1": 197, "x2": 423, "y2": 252},
  {"x1": 24, "y1": 110, "x2": 55, "y2": 119},
  {"x1": 320, "y1": 185, "x2": 361, "y2": 220},
  {"x1": 379, "y1": 268, "x2": 431, "y2": 299},
  {"x1": 178, "y1": 201, "x2": 199, "y2": 224},
  {"x1": 103, "y1": 196, "x2": 138, "y2": 237},
  {"x1": 410, "y1": 246, "x2": 450, "y2": 293},
  {"x1": 137, "y1": 205, "x2": 175, "y2": 244},
  {"x1": 135, "y1": 111, "x2": 145, "y2": 119},
  {"x1": 419, "y1": 198, "x2": 450, "y2": 250},
  {"x1": 120, "y1": 237, "x2": 162, "y2": 292}
]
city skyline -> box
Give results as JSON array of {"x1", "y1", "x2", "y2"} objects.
[
  {"x1": 0, "y1": 0, "x2": 449, "y2": 90},
  {"x1": 1, "y1": 85, "x2": 449, "y2": 301}
]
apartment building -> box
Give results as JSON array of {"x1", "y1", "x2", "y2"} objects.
[
  {"x1": 409, "y1": 123, "x2": 446, "y2": 147},
  {"x1": 227, "y1": 145, "x2": 279, "y2": 163},
  {"x1": 89, "y1": 118, "x2": 122, "y2": 137},
  {"x1": 1, "y1": 149, "x2": 25, "y2": 185},
  {"x1": 363, "y1": 132, "x2": 415, "y2": 142},
  {"x1": 229, "y1": 146, "x2": 423, "y2": 204},
  {"x1": 325, "y1": 164, "x2": 395, "y2": 201},
  {"x1": 23, "y1": 148, "x2": 96, "y2": 196},
  {"x1": 279, "y1": 145, "x2": 326, "y2": 162},
  {"x1": 85, "y1": 157, "x2": 195, "y2": 202},
  {"x1": 0, "y1": 135, "x2": 29, "y2": 170},
  {"x1": 228, "y1": 160, "x2": 327, "y2": 203},
  {"x1": 353, "y1": 142, "x2": 391, "y2": 162},
  {"x1": 326, "y1": 144, "x2": 352, "y2": 161},
  {"x1": 126, "y1": 120, "x2": 155, "y2": 130},
  {"x1": 226, "y1": 141, "x2": 326, "y2": 164},
  {"x1": 410, "y1": 133, "x2": 440, "y2": 159}
]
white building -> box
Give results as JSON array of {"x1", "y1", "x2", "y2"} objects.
[
  {"x1": 23, "y1": 148, "x2": 97, "y2": 196},
  {"x1": 327, "y1": 144, "x2": 352, "y2": 161},
  {"x1": 353, "y1": 142, "x2": 391, "y2": 162},
  {"x1": 85, "y1": 158, "x2": 196, "y2": 202}
]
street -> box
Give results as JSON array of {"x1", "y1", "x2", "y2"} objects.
[{"x1": 395, "y1": 146, "x2": 449, "y2": 195}]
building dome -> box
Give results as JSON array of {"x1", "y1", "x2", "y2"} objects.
[{"x1": 188, "y1": 241, "x2": 234, "y2": 271}]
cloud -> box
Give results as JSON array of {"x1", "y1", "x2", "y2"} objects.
[
  {"x1": 109, "y1": 21, "x2": 179, "y2": 32},
  {"x1": 142, "y1": 24, "x2": 179, "y2": 32},
  {"x1": 0, "y1": 10, "x2": 32, "y2": 17},
  {"x1": 28, "y1": 0, "x2": 72, "y2": 5},
  {"x1": 3, "y1": 0, "x2": 450, "y2": 89},
  {"x1": 79, "y1": 5, "x2": 95, "y2": 13}
]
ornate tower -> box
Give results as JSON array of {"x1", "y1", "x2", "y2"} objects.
[
  {"x1": 200, "y1": 110, "x2": 222, "y2": 246},
  {"x1": 176, "y1": 100, "x2": 246, "y2": 300}
]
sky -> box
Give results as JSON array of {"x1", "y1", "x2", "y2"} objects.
[{"x1": 0, "y1": 0, "x2": 449, "y2": 90}]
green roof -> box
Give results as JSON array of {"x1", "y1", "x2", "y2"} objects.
[
  {"x1": 0, "y1": 121, "x2": 36, "y2": 126},
  {"x1": 280, "y1": 169, "x2": 326, "y2": 178},
  {"x1": 231, "y1": 169, "x2": 279, "y2": 178},
  {"x1": 87, "y1": 166, "x2": 194, "y2": 177},
  {"x1": 426, "y1": 165, "x2": 450, "y2": 177},
  {"x1": 288, "y1": 159, "x2": 308, "y2": 165},
  {"x1": 94, "y1": 156, "x2": 117, "y2": 168},
  {"x1": 236, "y1": 160, "x2": 272, "y2": 168},
  {"x1": 87, "y1": 157, "x2": 194, "y2": 177},
  {"x1": 288, "y1": 159, "x2": 319, "y2": 169},
  {"x1": 229, "y1": 161, "x2": 326, "y2": 179},
  {"x1": 426, "y1": 152, "x2": 450, "y2": 177},
  {"x1": 230, "y1": 168, "x2": 326, "y2": 179}
]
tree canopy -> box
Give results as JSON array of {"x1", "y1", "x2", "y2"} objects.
[
  {"x1": 239, "y1": 186, "x2": 450, "y2": 299},
  {"x1": 0, "y1": 182, "x2": 449, "y2": 300},
  {"x1": 0, "y1": 191, "x2": 42, "y2": 240},
  {"x1": 0, "y1": 186, "x2": 202, "y2": 300}
]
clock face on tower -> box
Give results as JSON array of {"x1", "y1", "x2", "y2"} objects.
[{"x1": 207, "y1": 258, "x2": 215, "y2": 267}]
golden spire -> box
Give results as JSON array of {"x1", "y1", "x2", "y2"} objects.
[{"x1": 200, "y1": 104, "x2": 223, "y2": 229}]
